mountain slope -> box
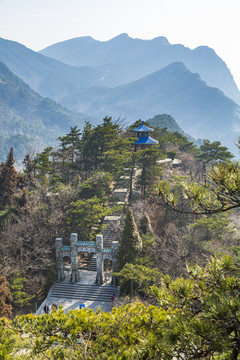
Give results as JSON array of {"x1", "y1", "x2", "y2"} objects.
[
  {"x1": 0, "y1": 37, "x2": 116, "y2": 102},
  {"x1": 0, "y1": 61, "x2": 97, "y2": 162},
  {"x1": 60, "y1": 62, "x2": 240, "y2": 155},
  {"x1": 40, "y1": 34, "x2": 240, "y2": 104}
]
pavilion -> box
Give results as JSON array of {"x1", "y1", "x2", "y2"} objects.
[{"x1": 133, "y1": 121, "x2": 158, "y2": 151}]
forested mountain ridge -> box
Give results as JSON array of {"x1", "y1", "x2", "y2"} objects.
[
  {"x1": 1, "y1": 117, "x2": 240, "y2": 358},
  {"x1": 61, "y1": 62, "x2": 240, "y2": 155},
  {"x1": 0, "y1": 37, "x2": 116, "y2": 102},
  {"x1": 1, "y1": 36, "x2": 240, "y2": 157},
  {"x1": 40, "y1": 33, "x2": 240, "y2": 104},
  {"x1": 0, "y1": 61, "x2": 97, "y2": 162}
]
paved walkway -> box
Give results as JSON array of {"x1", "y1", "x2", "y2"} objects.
[{"x1": 36, "y1": 270, "x2": 114, "y2": 315}]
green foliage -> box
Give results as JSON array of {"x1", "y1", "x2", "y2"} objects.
[
  {"x1": 139, "y1": 213, "x2": 153, "y2": 235},
  {"x1": 115, "y1": 263, "x2": 161, "y2": 299},
  {"x1": 136, "y1": 214, "x2": 157, "y2": 268},
  {"x1": 80, "y1": 116, "x2": 121, "y2": 172},
  {"x1": 148, "y1": 114, "x2": 183, "y2": 133},
  {"x1": 159, "y1": 161, "x2": 240, "y2": 214},
  {"x1": 0, "y1": 206, "x2": 15, "y2": 227},
  {"x1": 1, "y1": 303, "x2": 167, "y2": 359},
  {"x1": 33, "y1": 147, "x2": 53, "y2": 184},
  {"x1": 154, "y1": 126, "x2": 198, "y2": 154},
  {"x1": 135, "y1": 233, "x2": 157, "y2": 268},
  {"x1": 0, "y1": 147, "x2": 18, "y2": 207},
  {"x1": 2, "y1": 257, "x2": 240, "y2": 358},
  {"x1": 151, "y1": 256, "x2": 240, "y2": 359},
  {"x1": 0, "y1": 318, "x2": 15, "y2": 360},
  {"x1": 117, "y1": 209, "x2": 142, "y2": 269},
  {"x1": 78, "y1": 172, "x2": 113, "y2": 200},
  {"x1": 56, "y1": 126, "x2": 81, "y2": 184},
  {"x1": 66, "y1": 196, "x2": 111, "y2": 241},
  {"x1": 137, "y1": 147, "x2": 163, "y2": 199},
  {"x1": 198, "y1": 139, "x2": 234, "y2": 164},
  {"x1": 187, "y1": 213, "x2": 235, "y2": 242},
  {"x1": 10, "y1": 273, "x2": 34, "y2": 308}
]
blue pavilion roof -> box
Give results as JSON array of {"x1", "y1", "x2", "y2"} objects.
[
  {"x1": 133, "y1": 121, "x2": 153, "y2": 132},
  {"x1": 135, "y1": 136, "x2": 159, "y2": 145}
]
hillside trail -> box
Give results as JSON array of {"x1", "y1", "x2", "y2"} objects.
[{"x1": 36, "y1": 174, "x2": 132, "y2": 315}]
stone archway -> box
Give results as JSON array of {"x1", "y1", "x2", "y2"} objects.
[{"x1": 55, "y1": 234, "x2": 118, "y2": 284}]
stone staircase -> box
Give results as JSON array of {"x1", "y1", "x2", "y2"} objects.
[
  {"x1": 36, "y1": 175, "x2": 130, "y2": 315},
  {"x1": 49, "y1": 283, "x2": 117, "y2": 302},
  {"x1": 88, "y1": 254, "x2": 97, "y2": 271},
  {"x1": 113, "y1": 188, "x2": 129, "y2": 202},
  {"x1": 101, "y1": 186, "x2": 129, "y2": 249},
  {"x1": 102, "y1": 215, "x2": 121, "y2": 248}
]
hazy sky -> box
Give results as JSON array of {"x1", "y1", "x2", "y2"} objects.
[{"x1": 1, "y1": 0, "x2": 240, "y2": 88}]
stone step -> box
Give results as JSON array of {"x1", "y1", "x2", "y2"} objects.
[
  {"x1": 50, "y1": 283, "x2": 117, "y2": 302},
  {"x1": 112, "y1": 190, "x2": 128, "y2": 202},
  {"x1": 88, "y1": 255, "x2": 97, "y2": 271}
]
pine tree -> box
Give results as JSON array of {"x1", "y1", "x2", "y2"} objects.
[
  {"x1": 0, "y1": 147, "x2": 18, "y2": 207},
  {"x1": 57, "y1": 126, "x2": 81, "y2": 183},
  {"x1": 23, "y1": 154, "x2": 36, "y2": 188},
  {"x1": 117, "y1": 209, "x2": 142, "y2": 269},
  {"x1": 33, "y1": 147, "x2": 53, "y2": 184},
  {"x1": 137, "y1": 147, "x2": 163, "y2": 199},
  {"x1": 139, "y1": 213, "x2": 153, "y2": 235}
]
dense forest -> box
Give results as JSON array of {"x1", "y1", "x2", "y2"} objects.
[{"x1": 1, "y1": 115, "x2": 240, "y2": 359}]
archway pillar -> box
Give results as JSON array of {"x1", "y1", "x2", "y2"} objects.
[
  {"x1": 70, "y1": 233, "x2": 80, "y2": 283},
  {"x1": 55, "y1": 238, "x2": 65, "y2": 282},
  {"x1": 111, "y1": 241, "x2": 119, "y2": 286},
  {"x1": 96, "y1": 235, "x2": 105, "y2": 285}
]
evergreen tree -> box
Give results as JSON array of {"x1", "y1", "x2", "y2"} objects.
[
  {"x1": 139, "y1": 213, "x2": 153, "y2": 235},
  {"x1": 66, "y1": 196, "x2": 111, "y2": 241},
  {"x1": 198, "y1": 139, "x2": 234, "y2": 164},
  {"x1": 159, "y1": 161, "x2": 240, "y2": 214},
  {"x1": 23, "y1": 154, "x2": 36, "y2": 188},
  {"x1": 33, "y1": 147, "x2": 53, "y2": 184},
  {"x1": 152, "y1": 256, "x2": 240, "y2": 360},
  {"x1": 115, "y1": 263, "x2": 161, "y2": 300},
  {"x1": 56, "y1": 126, "x2": 81, "y2": 184},
  {"x1": 137, "y1": 147, "x2": 163, "y2": 199},
  {"x1": 117, "y1": 209, "x2": 142, "y2": 269},
  {"x1": 0, "y1": 147, "x2": 18, "y2": 207},
  {"x1": 10, "y1": 273, "x2": 34, "y2": 308},
  {"x1": 137, "y1": 213, "x2": 156, "y2": 268},
  {"x1": 79, "y1": 117, "x2": 121, "y2": 174}
]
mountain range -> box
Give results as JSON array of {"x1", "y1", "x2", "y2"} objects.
[
  {"x1": 40, "y1": 33, "x2": 240, "y2": 105},
  {"x1": 60, "y1": 62, "x2": 240, "y2": 154},
  {"x1": 0, "y1": 61, "x2": 97, "y2": 162},
  {"x1": 0, "y1": 34, "x2": 240, "y2": 159}
]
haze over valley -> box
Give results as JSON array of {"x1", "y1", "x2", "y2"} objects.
[{"x1": 0, "y1": 33, "x2": 240, "y2": 160}]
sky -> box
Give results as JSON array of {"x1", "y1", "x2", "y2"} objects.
[{"x1": 0, "y1": 0, "x2": 240, "y2": 88}]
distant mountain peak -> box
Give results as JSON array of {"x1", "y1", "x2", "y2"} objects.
[
  {"x1": 151, "y1": 36, "x2": 169, "y2": 45},
  {"x1": 109, "y1": 33, "x2": 130, "y2": 41}
]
